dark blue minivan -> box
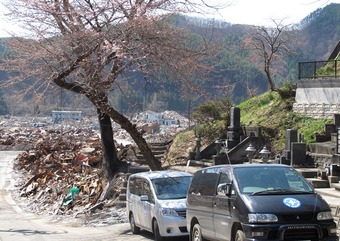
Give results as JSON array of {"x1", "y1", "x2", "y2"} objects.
[{"x1": 186, "y1": 164, "x2": 338, "y2": 241}]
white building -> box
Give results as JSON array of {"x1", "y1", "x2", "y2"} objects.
[
  {"x1": 134, "y1": 110, "x2": 179, "y2": 126},
  {"x1": 52, "y1": 111, "x2": 82, "y2": 123}
]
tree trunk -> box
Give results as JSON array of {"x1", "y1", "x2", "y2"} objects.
[
  {"x1": 109, "y1": 108, "x2": 162, "y2": 170},
  {"x1": 265, "y1": 64, "x2": 275, "y2": 91},
  {"x1": 89, "y1": 95, "x2": 162, "y2": 171},
  {"x1": 97, "y1": 109, "x2": 120, "y2": 181}
]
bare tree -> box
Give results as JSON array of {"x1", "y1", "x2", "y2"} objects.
[
  {"x1": 245, "y1": 20, "x2": 291, "y2": 92},
  {"x1": 0, "y1": 0, "x2": 222, "y2": 178}
]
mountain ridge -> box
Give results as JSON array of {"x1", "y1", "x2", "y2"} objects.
[{"x1": 0, "y1": 3, "x2": 339, "y2": 116}]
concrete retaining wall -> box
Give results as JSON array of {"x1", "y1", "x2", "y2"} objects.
[
  {"x1": 293, "y1": 103, "x2": 340, "y2": 119},
  {"x1": 293, "y1": 79, "x2": 340, "y2": 118}
]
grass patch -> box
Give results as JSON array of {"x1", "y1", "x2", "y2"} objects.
[{"x1": 238, "y1": 89, "x2": 331, "y2": 151}]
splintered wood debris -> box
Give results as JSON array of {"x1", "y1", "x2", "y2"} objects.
[{"x1": 9, "y1": 127, "x2": 128, "y2": 225}]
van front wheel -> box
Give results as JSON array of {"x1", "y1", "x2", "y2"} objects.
[
  {"x1": 235, "y1": 230, "x2": 246, "y2": 241},
  {"x1": 153, "y1": 220, "x2": 163, "y2": 241},
  {"x1": 192, "y1": 223, "x2": 206, "y2": 241},
  {"x1": 129, "y1": 213, "x2": 140, "y2": 234}
]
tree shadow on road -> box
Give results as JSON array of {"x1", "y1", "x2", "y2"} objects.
[{"x1": 0, "y1": 228, "x2": 67, "y2": 236}]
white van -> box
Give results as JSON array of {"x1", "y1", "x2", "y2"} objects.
[{"x1": 126, "y1": 170, "x2": 193, "y2": 241}]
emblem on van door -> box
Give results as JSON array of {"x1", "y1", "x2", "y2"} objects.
[{"x1": 283, "y1": 198, "x2": 301, "y2": 208}]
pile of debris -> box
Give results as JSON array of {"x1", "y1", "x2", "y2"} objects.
[
  {"x1": 0, "y1": 126, "x2": 35, "y2": 151},
  {"x1": 1, "y1": 112, "x2": 190, "y2": 226},
  {"x1": 8, "y1": 127, "x2": 130, "y2": 226}
]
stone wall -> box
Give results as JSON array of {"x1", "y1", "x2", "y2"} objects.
[
  {"x1": 294, "y1": 78, "x2": 340, "y2": 119},
  {"x1": 293, "y1": 103, "x2": 340, "y2": 119}
]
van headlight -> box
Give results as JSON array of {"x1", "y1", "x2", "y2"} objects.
[
  {"x1": 317, "y1": 211, "x2": 333, "y2": 220},
  {"x1": 161, "y1": 208, "x2": 179, "y2": 217},
  {"x1": 248, "y1": 213, "x2": 278, "y2": 223}
]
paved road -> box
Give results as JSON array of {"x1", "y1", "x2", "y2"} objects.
[{"x1": 0, "y1": 151, "x2": 184, "y2": 241}]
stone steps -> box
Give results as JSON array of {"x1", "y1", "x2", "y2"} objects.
[
  {"x1": 134, "y1": 142, "x2": 170, "y2": 163},
  {"x1": 148, "y1": 145, "x2": 168, "y2": 151},
  {"x1": 306, "y1": 178, "x2": 330, "y2": 188},
  {"x1": 296, "y1": 168, "x2": 320, "y2": 178},
  {"x1": 115, "y1": 176, "x2": 128, "y2": 208},
  {"x1": 127, "y1": 165, "x2": 150, "y2": 173},
  {"x1": 136, "y1": 153, "x2": 165, "y2": 160}
]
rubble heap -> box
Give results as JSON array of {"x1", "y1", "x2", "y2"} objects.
[
  {"x1": 1, "y1": 112, "x2": 191, "y2": 226},
  {"x1": 8, "y1": 127, "x2": 129, "y2": 226}
]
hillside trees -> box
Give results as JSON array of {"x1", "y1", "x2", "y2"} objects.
[
  {"x1": 0, "y1": 0, "x2": 223, "y2": 179},
  {"x1": 300, "y1": 3, "x2": 340, "y2": 59}
]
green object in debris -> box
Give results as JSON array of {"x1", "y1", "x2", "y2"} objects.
[
  {"x1": 62, "y1": 187, "x2": 80, "y2": 206},
  {"x1": 71, "y1": 187, "x2": 80, "y2": 200}
]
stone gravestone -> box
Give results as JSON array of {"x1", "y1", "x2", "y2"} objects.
[
  {"x1": 284, "y1": 129, "x2": 298, "y2": 162},
  {"x1": 226, "y1": 107, "x2": 242, "y2": 149},
  {"x1": 325, "y1": 124, "x2": 336, "y2": 137},
  {"x1": 332, "y1": 127, "x2": 340, "y2": 164},
  {"x1": 334, "y1": 114, "x2": 340, "y2": 128},
  {"x1": 290, "y1": 142, "x2": 307, "y2": 166}
]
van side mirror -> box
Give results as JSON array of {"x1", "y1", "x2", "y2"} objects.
[
  {"x1": 217, "y1": 183, "x2": 232, "y2": 196},
  {"x1": 140, "y1": 195, "x2": 149, "y2": 201}
]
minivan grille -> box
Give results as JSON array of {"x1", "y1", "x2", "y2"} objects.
[
  {"x1": 283, "y1": 228, "x2": 318, "y2": 240},
  {"x1": 281, "y1": 214, "x2": 314, "y2": 222}
]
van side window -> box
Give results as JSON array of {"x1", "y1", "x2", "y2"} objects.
[
  {"x1": 188, "y1": 170, "x2": 203, "y2": 194},
  {"x1": 135, "y1": 178, "x2": 144, "y2": 196},
  {"x1": 142, "y1": 180, "x2": 154, "y2": 203},
  {"x1": 129, "y1": 177, "x2": 136, "y2": 195},
  {"x1": 218, "y1": 172, "x2": 231, "y2": 184},
  {"x1": 199, "y1": 170, "x2": 220, "y2": 196},
  {"x1": 217, "y1": 171, "x2": 235, "y2": 196}
]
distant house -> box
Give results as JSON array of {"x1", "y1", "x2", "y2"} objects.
[
  {"x1": 52, "y1": 111, "x2": 82, "y2": 123},
  {"x1": 141, "y1": 110, "x2": 162, "y2": 123},
  {"x1": 134, "y1": 110, "x2": 178, "y2": 126}
]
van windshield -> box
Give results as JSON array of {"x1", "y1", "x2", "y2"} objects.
[
  {"x1": 234, "y1": 166, "x2": 314, "y2": 195},
  {"x1": 152, "y1": 176, "x2": 192, "y2": 200}
]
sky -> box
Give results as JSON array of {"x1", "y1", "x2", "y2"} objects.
[
  {"x1": 0, "y1": 0, "x2": 339, "y2": 37},
  {"x1": 215, "y1": 0, "x2": 340, "y2": 26}
]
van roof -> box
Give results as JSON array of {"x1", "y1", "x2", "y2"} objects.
[
  {"x1": 200, "y1": 163, "x2": 290, "y2": 171},
  {"x1": 129, "y1": 170, "x2": 192, "y2": 180}
]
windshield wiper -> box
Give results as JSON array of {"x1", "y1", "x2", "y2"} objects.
[{"x1": 252, "y1": 189, "x2": 314, "y2": 195}]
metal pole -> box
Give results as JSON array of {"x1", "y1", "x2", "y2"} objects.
[
  {"x1": 314, "y1": 61, "x2": 316, "y2": 78},
  {"x1": 335, "y1": 60, "x2": 337, "y2": 78}
]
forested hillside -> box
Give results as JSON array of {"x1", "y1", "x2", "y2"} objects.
[
  {"x1": 0, "y1": 3, "x2": 339, "y2": 116},
  {"x1": 298, "y1": 3, "x2": 340, "y2": 60}
]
